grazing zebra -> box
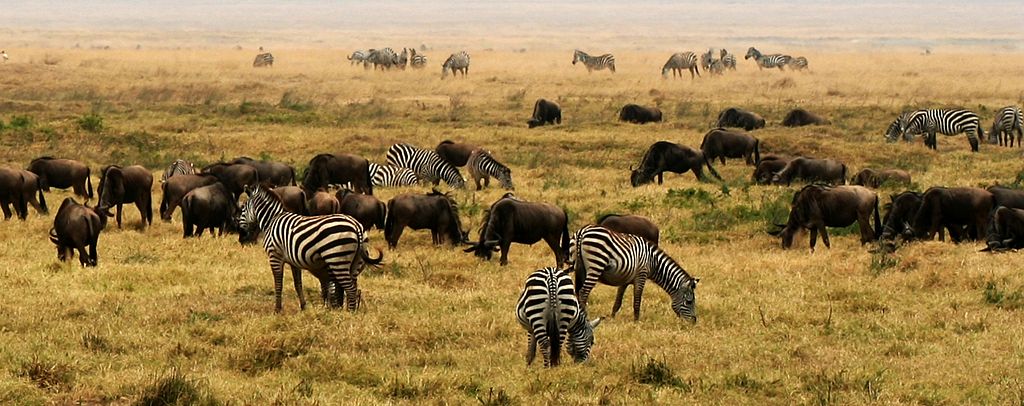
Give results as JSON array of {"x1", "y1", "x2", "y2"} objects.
[
  {"x1": 367, "y1": 48, "x2": 398, "y2": 70},
  {"x1": 700, "y1": 49, "x2": 714, "y2": 71},
  {"x1": 253, "y1": 52, "x2": 274, "y2": 67},
  {"x1": 708, "y1": 59, "x2": 726, "y2": 75},
  {"x1": 990, "y1": 106, "x2": 1023, "y2": 147},
  {"x1": 744, "y1": 47, "x2": 791, "y2": 71},
  {"x1": 396, "y1": 48, "x2": 409, "y2": 70},
  {"x1": 385, "y1": 143, "x2": 465, "y2": 188},
  {"x1": 466, "y1": 148, "x2": 513, "y2": 190},
  {"x1": 720, "y1": 49, "x2": 737, "y2": 70},
  {"x1": 662, "y1": 52, "x2": 699, "y2": 79},
  {"x1": 515, "y1": 267, "x2": 601, "y2": 367},
  {"x1": 788, "y1": 56, "x2": 809, "y2": 71},
  {"x1": 572, "y1": 49, "x2": 615, "y2": 73},
  {"x1": 161, "y1": 159, "x2": 196, "y2": 183},
  {"x1": 348, "y1": 50, "x2": 370, "y2": 68},
  {"x1": 409, "y1": 48, "x2": 427, "y2": 69},
  {"x1": 237, "y1": 184, "x2": 383, "y2": 312},
  {"x1": 884, "y1": 117, "x2": 912, "y2": 143},
  {"x1": 441, "y1": 51, "x2": 470, "y2": 79},
  {"x1": 900, "y1": 109, "x2": 984, "y2": 152},
  {"x1": 569, "y1": 225, "x2": 699, "y2": 323},
  {"x1": 368, "y1": 163, "x2": 419, "y2": 187}
]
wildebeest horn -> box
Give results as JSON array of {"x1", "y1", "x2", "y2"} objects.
[
  {"x1": 484, "y1": 239, "x2": 499, "y2": 246},
  {"x1": 629, "y1": 164, "x2": 635, "y2": 171},
  {"x1": 462, "y1": 245, "x2": 477, "y2": 253}
]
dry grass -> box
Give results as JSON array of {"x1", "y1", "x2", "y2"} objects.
[{"x1": 1, "y1": 46, "x2": 1024, "y2": 404}]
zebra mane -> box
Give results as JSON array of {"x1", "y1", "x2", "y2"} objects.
[{"x1": 649, "y1": 246, "x2": 696, "y2": 294}]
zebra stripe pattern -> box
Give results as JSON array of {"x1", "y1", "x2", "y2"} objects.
[
  {"x1": 409, "y1": 48, "x2": 427, "y2": 69},
  {"x1": 990, "y1": 106, "x2": 1023, "y2": 147},
  {"x1": 720, "y1": 49, "x2": 737, "y2": 70},
  {"x1": 744, "y1": 47, "x2": 791, "y2": 71},
  {"x1": 788, "y1": 56, "x2": 809, "y2": 71},
  {"x1": 900, "y1": 109, "x2": 983, "y2": 152},
  {"x1": 368, "y1": 48, "x2": 399, "y2": 70},
  {"x1": 368, "y1": 163, "x2": 420, "y2": 187},
  {"x1": 253, "y1": 53, "x2": 274, "y2": 67},
  {"x1": 883, "y1": 117, "x2": 913, "y2": 143},
  {"x1": 662, "y1": 52, "x2": 699, "y2": 79},
  {"x1": 348, "y1": 50, "x2": 372, "y2": 69},
  {"x1": 466, "y1": 149, "x2": 513, "y2": 190},
  {"x1": 161, "y1": 159, "x2": 196, "y2": 182},
  {"x1": 515, "y1": 267, "x2": 600, "y2": 367},
  {"x1": 238, "y1": 184, "x2": 382, "y2": 312},
  {"x1": 568, "y1": 225, "x2": 699, "y2": 322},
  {"x1": 441, "y1": 51, "x2": 470, "y2": 79},
  {"x1": 385, "y1": 143, "x2": 465, "y2": 188},
  {"x1": 572, "y1": 50, "x2": 615, "y2": 73}
]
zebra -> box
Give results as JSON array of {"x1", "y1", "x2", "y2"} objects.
[
  {"x1": 990, "y1": 106, "x2": 1023, "y2": 147},
  {"x1": 409, "y1": 48, "x2": 427, "y2": 69},
  {"x1": 160, "y1": 159, "x2": 196, "y2": 183},
  {"x1": 720, "y1": 49, "x2": 737, "y2": 70},
  {"x1": 237, "y1": 184, "x2": 383, "y2": 312},
  {"x1": 662, "y1": 52, "x2": 699, "y2": 79},
  {"x1": 515, "y1": 267, "x2": 602, "y2": 367},
  {"x1": 367, "y1": 48, "x2": 398, "y2": 70},
  {"x1": 700, "y1": 49, "x2": 715, "y2": 71},
  {"x1": 252, "y1": 52, "x2": 274, "y2": 67},
  {"x1": 368, "y1": 163, "x2": 420, "y2": 187},
  {"x1": 385, "y1": 143, "x2": 465, "y2": 188},
  {"x1": 441, "y1": 51, "x2": 470, "y2": 79},
  {"x1": 707, "y1": 59, "x2": 726, "y2": 75},
  {"x1": 347, "y1": 50, "x2": 370, "y2": 68},
  {"x1": 788, "y1": 56, "x2": 809, "y2": 71},
  {"x1": 744, "y1": 47, "x2": 791, "y2": 71},
  {"x1": 568, "y1": 225, "x2": 699, "y2": 323},
  {"x1": 884, "y1": 117, "x2": 912, "y2": 143},
  {"x1": 572, "y1": 49, "x2": 615, "y2": 73},
  {"x1": 396, "y1": 48, "x2": 409, "y2": 70},
  {"x1": 900, "y1": 109, "x2": 984, "y2": 152},
  {"x1": 466, "y1": 148, "x2": 513, "y2": 190}
]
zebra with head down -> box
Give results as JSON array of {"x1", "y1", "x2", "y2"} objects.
[{"x1": 441, "y1": 51, "x2": 470, "y2": 79}]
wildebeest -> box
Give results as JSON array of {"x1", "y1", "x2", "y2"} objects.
[
  {"x1": 49, "y1": 197, "x2": 108, "y2": 266},
  {"x1": 527, "y1": 98, "x2": 562, "y2": 128},
  {"x1": 769, "y1": 185, "x2": 880, "y2": 251},
  {"x1": 302, "y1": 154, "x2": 373, "y2": 195},
  {"x1": 17, "y1": 170, "x2": 47, "y2": 215},
  {"x1": 307, "y1": 190, "x2": 341, "y2": 215},
  {"x1": 384, "y1": 190, "x2": 466, "y2": 248},
  {"x1": 159, "y1": 174, "x2": 219, "y2": 220},
  {"x1": 181, "y1": 182, "x2": 236, "y2": 237},
  {"x1": 435, "y1": 140, "x2": 478, "y2": 168},
  {"x1": 27, "y1": 157, "x2": 93, "y2": 199},
  {"x1": 987, "y1": 185, "x2": 1024, "y2": 211},
  {"x1": 630, "y1": 141, "x2": 721, "y2": 186},
  {"x1": 337, "y1": 188, "x2": 387, "y2": 231},
  {"x1": 700, "y1": 128, "x2": 761, "y2": 165},
  {"x1": 619, "y1": 104, "x2": 662, "y2": 124},
  {"x1": 905, "y1": 187, "x2": 993, "y2": 242},
  {"x1": 0, "y1": 167, "x2": 28, "y2": 220},
  {"x1": 202, "y1": 162, "x2": 259, "y2": 201},
  {"x1": 983, "y1": 207, "x2": 1024, "y2": 251},
  {"x1": 771, "y1": 157, "x2": 847, "y2": 186},
  {"x1": 880, "y1": 191, "x2": 968, "y2": 243},
  {"x1": 752, "y1": 155, "x2": 791, "y2": 184},
  {"x1": 849, "y1": 168, "x2": 912, "y2": 188},
  {"x1": 715, "y1": 107, "x2": 765, "y2": 131},
  {"x1": 230, "y1": 157, "x2": 296, "y2": 187},
  {"x1": 97, "y1": 165, "x2": 154, "y2": 228},
  {"x1": 782, "y1": 108, "x2": 830, "y2": 127},
  {"x1": 272, "y1": 186, "x2": 308, "y2": 215},
  {"x1": 597, "y1": 213, "x2": 659, "y2": 246},
  {"x1": 463, "y1": 194, "x2": 570, "y2": 266}
]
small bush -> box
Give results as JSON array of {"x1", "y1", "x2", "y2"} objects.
[
  {"x1": 983, "y1": 280, "x2": 1024, "y2": 309},
  {"x1": 8, "y1": 115, "x2": 32, "y2": 129},
  {"x1": 477, "y1": 387, "x2": 514, "y2": 406},
  {"x1": 631, "y1": 357, "x2": 688, "y2": 390},
  {"x1": 77, "y1": 113, "x2": 104, "y2": 133},
  {"x1": 664, "y1": 188, "x2": 716, "y2": 209},
  {"x1": 21, "y1": 357, "x2": 74, "y2": 392},
  {"x1": 135, "y1": 369, "x2": 220, "y2": 406},
  {"x1": 82, "y1": 332, "x2": 118, "y2": 353},
  {"x1": 231, "y1": 335, "x2": 315, "y2": 374},
  {"x1": 869, "y1": 252, "x2": 900, "y2": 276},
  {"x1": 279, "y1": 91, "x2": 315, "y2": 112}
]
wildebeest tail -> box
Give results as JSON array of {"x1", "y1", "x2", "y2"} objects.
[
  {"x1": 703, "y1": 153, "x2": 722, "y2": 180},
  {"x1": 383, "y1": 200, "x2": 395, "y2": 242},
  {"x1": 840, "y1": 164, "x2": 848, "y2": 185},
  {"x1": 86, "y1": 168, "x2": 94, "y2": 199},
  {"x1": 289, "y1": 166, "x2": 297, "y2": 186},
  {"x1": 873, "y1": 195, "x2": 882, "y2": 240},
  {"x1": 365, "y1": 161, "x2": 374, "y2": 195},
  {"x1": 36, "y1": 175, "x2": 48, "y2": 214},
  {"x1": 376, "y1": 201, "x2": 387, "y2": 230},
  {"x1": 753, "y1": 139, "x2": 761, "y2": 165},
  {"x1": 561, "y1": 212, "x2": 571, "y2": 266}
]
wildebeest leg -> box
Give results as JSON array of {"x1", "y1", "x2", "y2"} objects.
[
  {"x1": 77, "y1": 244, "x2": 90, "y2": 267},
  {"x1": 819, "y1": 225, "x2": 832, "y2": 249},
  {"x1": 484, "y1": 176, "x2": 490, "y2": 188},
  {"x1": 115, "y1": 203, "x2": 123, "y2": 228},
  {"x1": 290, "y1": 265, "x2": 306, "y2": 310},
  {"x1": 808, "y1": 228, "x2": 819, "y2": 252},
  {"x1": 611, "y1": 284, "x2": 629, "y2": 317},
  {"x1": 499, "y1": 240, "x2": 512, "y2": 266},
  {"x1": 657, "y1": 172, "x2": 663, "y2": 185},
  {"x1": 525, "y1": 334, "x2": 537, "y2": 366},
  {"x1": 88, "y1": 241, "x2": 98, "y2": 266},
  {"x1": 56, "y1": 244, "x2": 67, "y2": 262},
  {"x1": 269, "y1": 257, "x2": 285, "y2": 312},
  {"x1": 431, "y1": 229, "x2": 440, "y2": 245},
  {"x1": 0, "y1": 200, "x2": 11, "y2": 219},
  {"x1": 138, "y1": 198, "x2": 152, "y2": 226},
  {"x1": 858, "y1": 214, "x2": 873, "y2": 244},
  {"x1": 387, "y1": 223, "x2": 405, "y2": 248},
  {"x1": 632, "y1": 273, "x2": 648, "y2": 321}
]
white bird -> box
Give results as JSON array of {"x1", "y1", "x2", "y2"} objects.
[{"x1": 1, "y1": 50, "x2": 8, "y2": 62}]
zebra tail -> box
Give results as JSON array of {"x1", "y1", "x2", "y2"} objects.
[
  {"x1": 546, "y1": 302, "x2": 561, "y2": 367},
  {"x1": 359, "y1": 243, "x2": 384, "y2": 266},
  {"x1": 572, "y1": 231, "x2": 586, "y2": 295},
  {"x1": 753, "y1": 139, "x2": 761, "y2": 165},
  {"x1": 86, "y1": 168, "x2": 94, "y2": 199}
]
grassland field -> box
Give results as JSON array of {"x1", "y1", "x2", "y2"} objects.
[{"x1": 1, "y1": 47, "x2": 1024, "y2": 404}]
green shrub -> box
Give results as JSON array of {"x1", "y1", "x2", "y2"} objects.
[{"x1": 77, "y1": 113, "x2": 104, "y2": 133}]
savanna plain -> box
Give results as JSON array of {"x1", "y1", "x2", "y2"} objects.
[{"x1": 1, "y1": 46, "x2": 1024, "y2": 405}]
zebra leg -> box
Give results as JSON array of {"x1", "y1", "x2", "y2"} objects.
[
  {"x1": 340, "y1": 279, "x2": 359, "y2": 312},
  {"x1": 269, "y1": 257, "x2": 285, "y2": 312},
  {"x1": 611, "y1": 284, "x2": 629, "y2": 318},
  {"x1": 290, "y1": 265, "x2": 306, "y2": 311},
  {"x1": 632, "y1": 275, "x2": 648, "y2": 321},
  {"x1": 536, "y1": 334, "x2": 552, "y2": 367},
  {"x1": 525, "y1": 333, "x2": 537, "y2": 366}
]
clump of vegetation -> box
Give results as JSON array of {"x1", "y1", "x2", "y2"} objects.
[
  {"x1": 81, "y1": 331, "x2": 119, "y2": 353},
  {"x1": 8, "y1": 114, "x2": 33, "y2": 129},
  {"x1": 231, "y1": 335, "x2": 316, "y2": 374},
  {"x1": 77, "y1": 113, "x2": 105, "y2": 133},
  {"x1": 448, "y1": 94, "x2": 468, "y2": 121},
  {"x1": 135, "y1": 369, "x2": 220, "y2": 406},
  {"x1": 869, "y1": 251, "x2": 900, "y2": 276},
  {"x1": 278, "y1": 90, "x2": 315, "y2": 112},
  {"x1": 477, "y1": 387, "x2": 514, "y2": 406},
  {"x1": 664, "y1": 188, "x2": 716, "y2": 209},
  {"x1": 630, "y1": 357, "x2": 689, "y2": 390},
  {"x1": 20, "y1": 357, "x2": 75, "y2": 392},
  {"x1": 983, "y1": 280, "x2": 1024, "y2": 309}
]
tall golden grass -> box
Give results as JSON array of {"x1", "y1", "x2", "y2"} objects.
[{"x1": 0, "y1": 47, "x2": 1023, "y2": 404}]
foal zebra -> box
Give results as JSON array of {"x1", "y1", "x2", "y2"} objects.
[
  {"x1": 466, "y1": 149, "x2": 513, "y2": 190},
  {"x1": 385, "y1": 143, "x2": 465, "y2": 188},
  {"x1": 662, "y1": 52, "x2": 699, "y2": 79},
  {"x1": 569, "y1": 225, "x2": 699, "y2": 323},
  {"x1": 161, "y1": 159, "x2": 196, "y2": 182},
  {"x1": 720, "y1": 49, "x2": 737, "y2": 70},
  {"x1": 368, "y1": 163, "x2": 420, "y2": 187},
  {"x1": 990, "y1": 106, "x2": 1023, "y2": 147},
  {"x1": 744, "y1": 47, "x2": 791, "y2": 71},
  {"x1": 516, "y1": 267, "x2": 601, "y2": 367},
  {"x1": 900, "y1": 109, "x2": 984, "y2": 152},
  {"x1": 441, "y1": 51, "x2": 470, "y2": 79},
  {"x1": 572, "y1": 50, "x2": 615, "y2": 73},
  {"x1": 253, "y1": 52, "x2": 274, "y2": 67},
  {"x1": 238, "y1": 184, "x2": 382, "y2": 312}
]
